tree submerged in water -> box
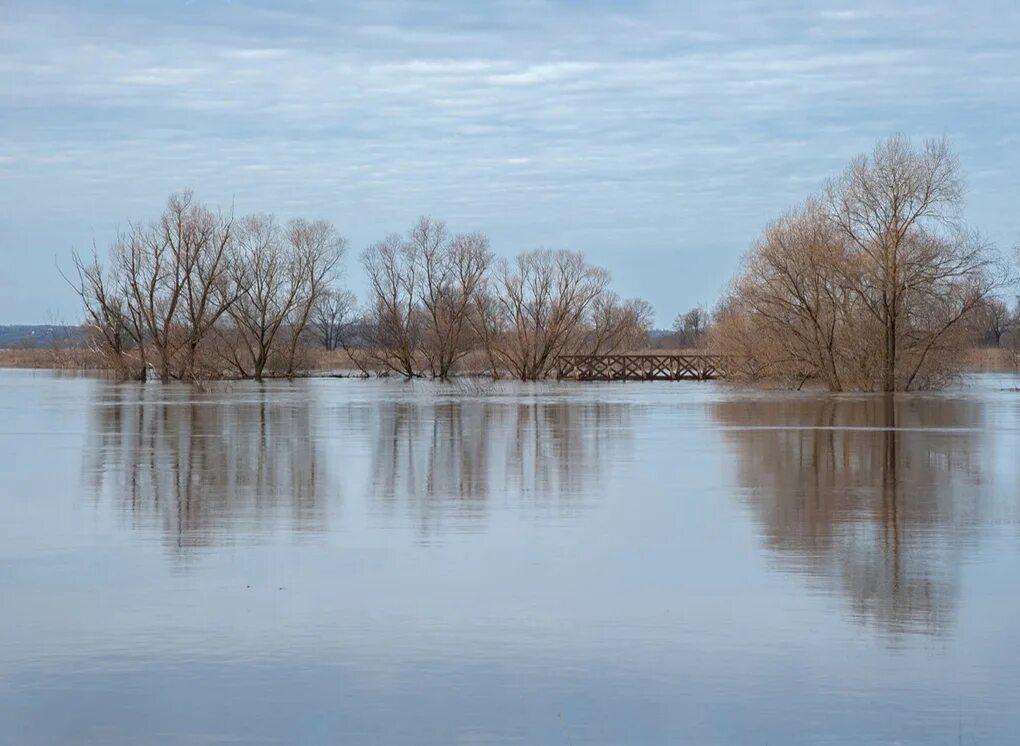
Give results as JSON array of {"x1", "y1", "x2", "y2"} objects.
[
  {"x1": 713, "y1": 135, "x2": 1010, "y2": 391},
  {"x1": 69, "y1": 201, "x2": 653, "y2": 383},
  {"x1": 69, "y1": 191, "x2": 345, "y2": 383}
]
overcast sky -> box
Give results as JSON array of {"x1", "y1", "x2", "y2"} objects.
[{"x1": 1, "y1": 0, "x2": 1018, "y2": 324}]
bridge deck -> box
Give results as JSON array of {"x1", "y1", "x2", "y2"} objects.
[{"x1": 555, "y1": 354, "x2": 728, "y2": 381}]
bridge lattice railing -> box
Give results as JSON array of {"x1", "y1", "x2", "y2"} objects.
[{"x1": 555, "y1": 354, "x2": 733, "y2": 381}]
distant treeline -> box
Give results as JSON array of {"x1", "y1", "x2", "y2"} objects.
[{"x1": 0, "y1": 325, "x2": 86, "y2": 348}]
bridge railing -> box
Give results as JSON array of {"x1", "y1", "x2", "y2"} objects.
[{"x1": 555, "y1": 353, "x2": 731, "y2": 381}]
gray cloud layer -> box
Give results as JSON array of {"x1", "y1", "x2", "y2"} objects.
[{"x1": 2, "y1": 0, "x2": 1018, "y2": 322}]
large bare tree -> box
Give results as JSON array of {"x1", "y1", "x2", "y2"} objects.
[
  {"x1": 827, "y1": 135, "x2": 1001, "y2": 391},
  {"x1": 70, "y1": 192, "x2": 349, "y2": 382},
  {"x1": 110, "y1": 191, "x2": 237, "y2": 382},
  {"x1": 482, "y1": 249, "x2": 610, "y2": 380},
  {"x1": 721, "y1": 201, "x2": 857, "y2": 390},
  {"x1": 362, "y1": 217, "x2": 492, "y2": 380},
  {"x1": 223, "y1": 214, "x2": 302, "y2": 381},
  {"x1": 414, "y1": 220, "x2": 493, "y2": 379},
  {"x1": 716, "y1": 136, "x2": 1005, "y2": 391}
]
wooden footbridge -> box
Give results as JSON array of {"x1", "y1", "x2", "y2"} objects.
[{"x1": 555, "y1": 353, "x2": 730, "y2": 381}]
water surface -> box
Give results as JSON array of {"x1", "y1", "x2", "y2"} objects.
[{"x1": 1, "y1": 370, "x2": 1019, "y2": 744}]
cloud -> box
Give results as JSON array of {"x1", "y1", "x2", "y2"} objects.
[
  {"x1": 220, "y1": 48, "x2": 291, "y2": 61},
  {"x1": 0, "y1": 0, "x2": 1018, "y2": 322},
  {"x1": 119, "y1": 66, "x2": 210, "y2": 86},
  {"x1": 486, "y1": 62, "x2": 599, "y2": 86}
]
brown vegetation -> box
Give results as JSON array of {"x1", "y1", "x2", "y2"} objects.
[
  {"x1": 46, "y1": 141, "x2": 1020, "y2": 387},
  {"x1": 69, "y1": 191, "x2": 345, "y2": 382},
  {"x1": 0, "y1": 346, "x2": 106, "y2": 370},
  {"x1": 671, "y1": 306, "x2": 711, "y2": 348},
  {"x1": 357, "y1": 217, "x2": 493, "y2": 379},
  {"x1": 65, "y1": 198, "x2": 653, "y2": 382},
  {"x1": 479, "y1": 249, "x2": 651, "y2": 380},
  {"x1": 712, "y1": 135, "x2": 1012, "y2": 391},
  {"x1": 352, "y1": 222, "x2": 652, "y2": 381}
]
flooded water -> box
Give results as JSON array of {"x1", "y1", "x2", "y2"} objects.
[{"x1": 1, "y1": 369, "x2": 1019, "y2": 745}]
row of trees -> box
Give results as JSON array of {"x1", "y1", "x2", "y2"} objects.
[
  {"x1": 325, "y1": 217, "x2": 652, "y2": 380},
  {"x1": 72, "y1": 198, "x2": 653, "y2": 382},
  {"x1": 712, "y1": 135, "x2": 1015, "y2": 391},
  {"x1": 72, "y1": 136, "x2": 1016, "y2": 390},
  {"x1": 71, "y1": 191, "x2": 344, "y2": 382}
]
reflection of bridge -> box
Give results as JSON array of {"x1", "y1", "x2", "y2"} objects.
[{"x1": 555, "y1": 354, "x2": 730, "y2": 381}]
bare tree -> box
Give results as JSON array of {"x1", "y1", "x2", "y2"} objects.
[
  {"x1": 589, "y1": 293, "x2": 653, "y2": 354},
  {"x1": 109, "y1": 192, "x2": 236, "y2": 382},
  {"x1": 283, "y1": 218, "x2": 346, "y2": 376},
  {"x1": 827, "y1": 135, "x2": 1001, "y2": 391},
  {"x1": 100, "y1": 192, "x2": 239, "y2": 382},
  {"x1": 362, "y1": 233, "x2": 423, "y2": 378},
  {"x1": 362, "y1": 217, "x2": 492, "y2": 380},
  {"x1": 413, "y1": 219, "x2": 493, "y2": 379},
  {"x1": 68, "y1": 249, "x2": 144, "y2": 379},
  {"x1": 483, "y1": 249, "x2": 610, "y2": 380},
  {"x1": 312, "y1": 287, "x2": 358, "y2": 351},
  {"x1": 222, "y1": 214, "x2": 302, "y2": 380},
  {"x1": 972, "y1": 297, "x2": 1011, "y2": 347},
  {"x1": 672, "y1": 306, "x2": 712, "y2": 348},
  {"x1": 334, "y1": 309, "x2": 378, "y2": 377},
  {"x1": 720, "y1": 201, "x2": 857, "y2": 390},
  {"x1": 175, "y1": 196, "x2": 238, "y2": 380},
  {"x1": 69, "y1": 192, "x2": 350, "y2": 383},
  {"x1": 116, "y1": 218, "x2": 180, "y2": 383},
  {"x1": 716, "y1": 136, "x2": 1006, "y2": 391}
]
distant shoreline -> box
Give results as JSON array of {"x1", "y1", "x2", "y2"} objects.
[{"x1": 1, "y1": 345, "x2": 1016, "y2": 380}]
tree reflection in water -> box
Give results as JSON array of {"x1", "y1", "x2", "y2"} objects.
[
  {"x1": 84, "y1": 383, "x2": 325, "y2": 552},
  {"x1": 364, "y1": 396, "x2": 633, "y2": 537},
  {"x1": 84, "y1": 382, "x2": 634, "y2": 548},
  {"x1": 713, "y1": 394, "x2": 992, "y2": 636}
]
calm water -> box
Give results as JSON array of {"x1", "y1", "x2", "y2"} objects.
[{"x1": 1, "y1": 369, "x2": 1019, "y2": 745}]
